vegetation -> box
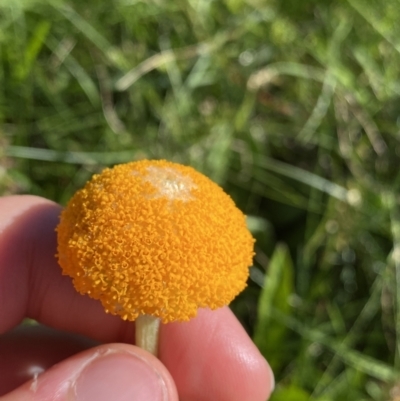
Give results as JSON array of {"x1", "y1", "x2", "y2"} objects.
[{"x1": 1, "y1": 0, "x2": 400, "y2": 399}]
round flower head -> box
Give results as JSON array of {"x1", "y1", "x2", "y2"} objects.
[{"x1": 57, "y1": 160, "x2": 254, "y2": 323}]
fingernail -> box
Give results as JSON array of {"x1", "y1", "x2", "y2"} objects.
[
  {"x1": 73, "y1": 351, "x2": 168, "y2": 401},
  {"x1": 270, "y1": 367, "x2": 275, "y2": 392}
]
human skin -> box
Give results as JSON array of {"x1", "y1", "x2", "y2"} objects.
[{"x1": 0, "y1": 195, "x2": 274, "y2": 401}]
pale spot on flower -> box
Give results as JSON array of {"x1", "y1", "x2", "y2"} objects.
[{"x1": 140, "y1": 166, "x2": 197, "y2": 201}]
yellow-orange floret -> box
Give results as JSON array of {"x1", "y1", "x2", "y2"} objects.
[{"x1": 56, "y1": 160, "x2": 254, "y2": 323}]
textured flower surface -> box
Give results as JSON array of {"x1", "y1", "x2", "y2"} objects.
[{"x1": 57, "y1": 160, "x2": 254, "y2": 323}]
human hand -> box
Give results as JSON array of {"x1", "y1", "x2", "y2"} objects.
[{"x1": 0, "y1": 195, "x2": 274, "y2": 401}]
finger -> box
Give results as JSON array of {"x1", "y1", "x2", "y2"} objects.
[
  {"x1": 161, "y1": 307, "x2": 274, "y2": 401},
  {"x1": 1, "y1": 343, "x2": 178, "y2": 401},
  {"x1": 0, "y1": 324, "x2": 98, "y2": 395},
  {"x1": 0, "y1": 195, "x2": 274, "y2": 401},
  {"x1": 0, "y1": 195, "x2": 131, "y2": 342}
]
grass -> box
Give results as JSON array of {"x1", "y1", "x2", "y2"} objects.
[{"x1": 1, "y1": 0, "x2": 400, "y2": 399}]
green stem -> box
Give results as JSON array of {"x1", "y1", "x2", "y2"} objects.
[{"x1": 135, "y1": 314, "x2": 161, "y2": 356}]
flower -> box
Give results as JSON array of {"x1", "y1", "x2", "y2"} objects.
[{"x1": 56, "y1": 160, "x2": 254, "y2": 323}]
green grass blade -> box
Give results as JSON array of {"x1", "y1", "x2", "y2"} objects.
[
  {"x1": 5, "y1": 146, "x2": 139, "y2": 165},
  {"x1": 53, "y1": 3, "x2": 127, "y2": 69},
  {"x1": 253, "y1": 243, "x2": 294, "y2": 372},
  {"x1": 273, "y1": 311, "x2": 398, "y2": 382},
  {"x1": 253, "y1": 156, "x2": 349, "y2": 202},
  {"x1": 16, "y1": 20, "x2": 50, "y2": 80}
]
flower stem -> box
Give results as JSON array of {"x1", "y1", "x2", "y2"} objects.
[{"x1": 135, "y1": 314, "x2": 160, "y2": 356}]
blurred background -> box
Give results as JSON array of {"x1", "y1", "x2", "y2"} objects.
[{"x1": 1, "y1": 0, "x2": 400, "y2": 399}]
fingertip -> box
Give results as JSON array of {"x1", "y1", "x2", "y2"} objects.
[
  {"x1": 0, "y1": 195, "x2": 62, "y2": 332},
  {"x1": 0, "y1": 195, "x2": 58, "y2": 224},
  {"x1": 160, "y1": 307, "x2": 274, "y2": 401},
  {"x1": 2, "y1": 343, "x2": 178, "y2": 401},
  {"x1": 245, "y1": 348, "x2": 275, "y2": 401}
]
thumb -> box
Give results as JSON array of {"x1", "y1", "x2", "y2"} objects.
[{"x1": 2, "y1": 343, "x2": 178, "y2": 401}]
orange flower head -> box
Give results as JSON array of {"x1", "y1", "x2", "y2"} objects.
[{"x1": 56, "y1": 160, "x2": 254, "y2": 323}]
